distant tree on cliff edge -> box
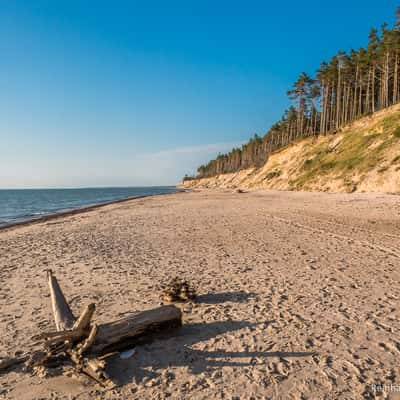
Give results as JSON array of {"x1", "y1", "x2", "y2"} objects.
[{"x1": 195, "y1": 8, "x2": 400, "y2": 179}]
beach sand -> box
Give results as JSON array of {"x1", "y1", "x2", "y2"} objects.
[{"x1": 1, "y1": 189, "x2": 400, "y2": 399}]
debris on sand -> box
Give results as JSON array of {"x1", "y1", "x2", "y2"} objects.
[
  {"x1": 1, "y1": 270, "x2": 182, "y2": 388},
  {"x1": 159, "y1": 277, "x2": 197, "y2": 303}
]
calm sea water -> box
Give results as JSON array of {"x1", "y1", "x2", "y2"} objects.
[{"x1": 0, "y1": 187, "x2": 179, "y2": 227}]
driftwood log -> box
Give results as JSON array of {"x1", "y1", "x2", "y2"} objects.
[
  {"x1": 47, "y1": 270, "x2": 76, "y2": 331},
  {"x1": 1, "y1": 270, "x2": 182, "y2": 388},
  {"x1": 92, "y1": 305, "x2": 183, "y2": 354}
]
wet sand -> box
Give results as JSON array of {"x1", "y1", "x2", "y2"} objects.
[{"x1": 1, "y1": 189, "x2": 400, "y2": 399}]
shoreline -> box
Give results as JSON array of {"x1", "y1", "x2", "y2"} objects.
[{"x1": 0, "y1": 189, "x2": 184, "y2": 233}]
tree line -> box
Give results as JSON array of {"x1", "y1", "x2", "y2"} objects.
[{"x1": 191, "y1": 9, "x2": 400, "y2": 179}]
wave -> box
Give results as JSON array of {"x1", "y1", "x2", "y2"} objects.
[{"x1": 0, "y1": 187, "x2": 180, "y2": 228}]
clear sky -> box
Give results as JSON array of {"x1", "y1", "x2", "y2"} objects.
[{"x1": 0, "y1": 1, "x2": 395, "y2": 188}]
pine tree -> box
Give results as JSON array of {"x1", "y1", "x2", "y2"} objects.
[{"x1": 193, "y1": 8, "x2": 400, "y2": 179}]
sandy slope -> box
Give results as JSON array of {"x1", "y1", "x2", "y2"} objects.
[
  {"x1": 1, "y1": 190, "x2": 400, "y2": 399},
  {"x1": 181, "y1": 105, "x2": 400, "y2": 194}
]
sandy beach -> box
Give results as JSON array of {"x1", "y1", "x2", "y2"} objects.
[{"x1": 1, "y1": 189, "x2": 400, "y2": 399}]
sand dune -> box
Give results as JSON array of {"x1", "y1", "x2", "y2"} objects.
[
  {"x1": 1, "y1": 189, "x2": 400, "y2": 399},
  {"x1": 181, "y1": 105, "x2": 400, "y2": 195}
]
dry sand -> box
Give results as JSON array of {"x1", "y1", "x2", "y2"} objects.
[{"x1": 1, "y1": 189, "x2": 400, "y2": 399}]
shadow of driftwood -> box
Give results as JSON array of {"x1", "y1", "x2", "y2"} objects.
[
  {"x1": 186, "y1": 349, "x2": 316, "y2": 374},
  {"x1": 106, "y1": 319, "x2": 315, "y2": 386},
  {"x1": 195, "y1": 291, "x2": 257, "y2": 304},
  {"x1": 175, "y1": 319, "x2": 257, "y2": 344}
]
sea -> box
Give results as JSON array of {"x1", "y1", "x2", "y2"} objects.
[{"x1": 0, "y1": 186, "x2": 179, "y2": 227}]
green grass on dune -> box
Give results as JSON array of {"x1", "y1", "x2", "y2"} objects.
[{"x1": 289, "y1": 111, "x2": 400, "y2": 190}]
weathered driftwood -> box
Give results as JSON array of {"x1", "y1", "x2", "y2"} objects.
[
  {"x1": 78, "y1": 324, "x2": 98, "y2": 355},
  {"x1": 40, "y1": 329, "x2": 86, "y2": 346},
  {"x1": 2, "y1": 270, "x2": 182, "y2": 387},
  {"x1": 73, "y1": 303, "x2": 96, "y2": 331},
  {"x1": 47, "y1": 270, "x2": 75, "y2": 331},
  {"x1": 92, "y1": 305, "x2": 182, "y2": 353},
  {"x1": 45, "y1": 270, "x2": 114, "y2": 387},
  {"x1": 41, "y1": 270, "x2": 181, "y2": 387}
]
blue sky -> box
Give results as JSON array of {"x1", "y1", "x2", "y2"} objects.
[{"x1": 0, "y1": 1, "x2": 395, "y2": 188}]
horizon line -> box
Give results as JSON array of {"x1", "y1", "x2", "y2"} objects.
[{"x1": 0, "y1": 184, "x2": 179, "y2": 191}]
